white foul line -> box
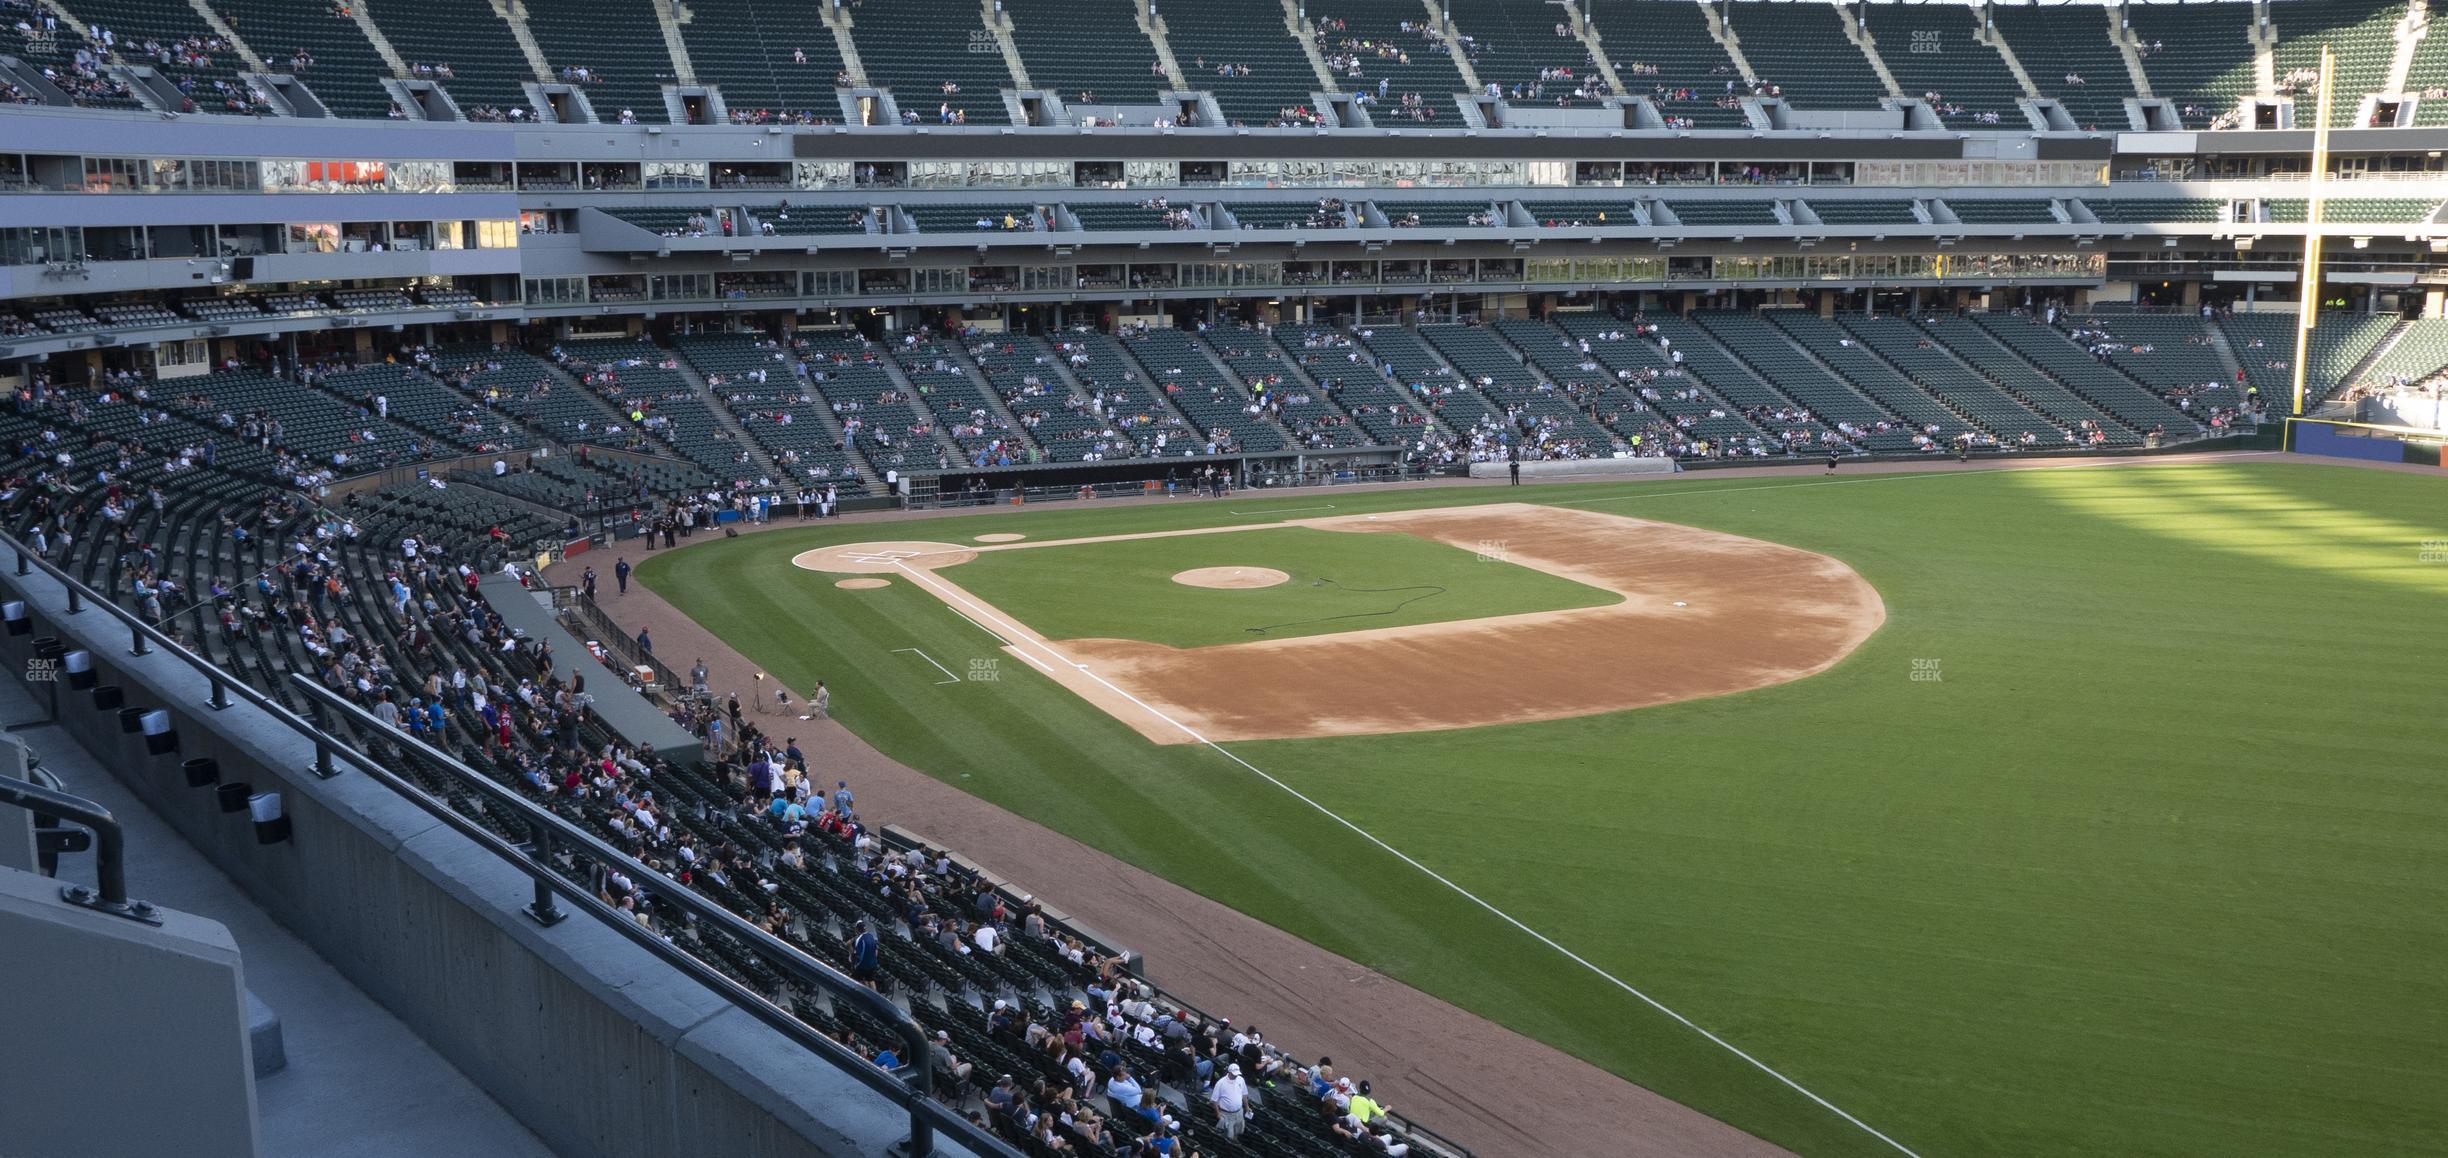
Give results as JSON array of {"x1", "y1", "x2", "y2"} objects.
[
  {"x1": 892, "y1": 559, "x2": 1924, "y2": 1157},
  {"x1": 889, "y1": 647, "x2": 962, "y2": 685}
]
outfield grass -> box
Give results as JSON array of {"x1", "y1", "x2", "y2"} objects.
[
  {"x1": 945, "y1": 525, "x2": 1618, "y2": 648},
  {"x1": 641, "y1": 461, "x2": 2448, "y2": 1158}
]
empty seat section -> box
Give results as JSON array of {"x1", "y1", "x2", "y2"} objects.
[
  {"x1": 1834, "y1": 313, "x2": 2068, "y2": 446},
  {"x1": 2064, "y1": 312, "x2": 2244, "y2": 417},
  {"x1": 211, "y1": 0, "x2": 395, "y2": 115},
  {"x1": 905, "y1": 203, "x2": 1046, "y2": 233},
  {"x1": 2084, "y1": 198, "x2": 2224, "y2": 224},
  {"x1": 1763, "y1": 310, "x2": 1979, "y2": 444},
  {"x1": 602, "y1": 205, "x2": 719, "y2": 236},
  {"x1": 1914, "y1": 315, "x2": 2140, "y2": 444},
  {"x1": 677, "y1": 0, "x2": 845, "y2": 120},
  {"x1": 1520, "y1": 200, "x2": 1642, "y2": 227},
  {"x1": 2269, "y1": 0, "x2": 2401, "y2": 128},
  {"x1": 2354, "y1": 319, "x2": 2448, "y2": 389},
  {"x1": 2218, "y1": 311, "x2": 2397, "y2": 405},
  {"x1": 1003, "y1": 0, "x2": 1164, "y2": 106},
  {"x1": 1681, "y1": 311, "x2": 1904, "y2": 448},
  {"x1": 1666, "y1": 200, "x2": 1778, "y2": 227},
  {"x1": 843, "y1": 0, "x2": 1010, "y2": 124},
  {"x1": 1224, "y1": 200, "x2": 1354, "y2": 229},
  {"x1": 1162, "y1": 0, "x2": 1328, "y2": 126},
  {"x1": 2126, "y1": 1, "x2": 2257, "y2": 129},
  {"x1": 1727, "y1": 0, "x2": 1885, "y2": 111},
  {"x1": 1864, "y1": 4, "x2": 2023, "y2": 126},
  {"x1": 1371, "y1": 200, "x2": 1498, "y2": 228},
  {"x1": 747, "y1": 203, "x2": 872, "y2": 234},
  {"x1": 518, "y1": 0, "x2": 677, "y2": 122},
  {"x1": 367, "y1": 0, "x2": 535, "y2": 114},
  {"x1": 2266, "y1": 198, "x2": 2440, "y2": 224},
  {"x1": 1945, "y1": 198, "x2": 2059, "y2": 225},
  {"x1": 1967, "y1": 312, "x2": 2190, "y2": 435},
  {"x1": 1587, "y1": 0, "x2": 1747, "y2": 128},
  {"x1": 1068, "y1": 203, "x2": 1200, "y2": 231},
  {"x1": 1445, "y1": 0, "x2": 1600, "y2": 101},
  {"x1": 799, "y1": 332, "x2": 943, "y2": 471},
  {"x1": 1991, "y1": 3, "x2": 2136, "y2": 130},
  {"x1": 1348, "y1": 324, "x2": 1500, "y2": 434},
  {"x1": 1809, "y1": 199, "x2": 1920, "y2": 225}
]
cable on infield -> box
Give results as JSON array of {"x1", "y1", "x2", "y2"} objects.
[{"x1": 1244, "y1": 577, "x2": 1448, "y2": 635}]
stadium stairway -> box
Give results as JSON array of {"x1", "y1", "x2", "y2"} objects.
[
  {"x1": 666, "y1": 352, "x2": 786, "y2": 481},
  {"x1": 1974, "y1": 312, "x2": 2200, "y2": 435},
  {"x1": 1118, "y1": 327, "x2": 1293, "y2": 454},
  {"x1": 1913, "y1": 314, "x2": 2148, "y2": 445},
  {"x1": 1763, "y1": 310, "x2": 1982, "y2": 443},
  {"x1": 1688, "y1": 311, "x2": 1920, "y2": 450},
  {"x1": 1274, "y1": 323, "x2": 1458, "y2": 447},
  {"x1": 1207, "y1": 324, "x2": 1375, "y2": 450}
]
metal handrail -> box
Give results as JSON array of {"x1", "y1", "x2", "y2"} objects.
[
  {"x1": 0, "y1": 530, "x2": 999, "y2": 1156},
  {"x1": 0, "y1": 777, "x2": 155, "y2": 925},
  {"x1": 5, "y1": 533, "x2": 324, "y2": 742},
  {"x1": 282, "y1": 677, "x2": 994, "y2": 1158}
]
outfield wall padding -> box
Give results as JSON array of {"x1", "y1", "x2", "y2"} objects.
[{"x1": 1468, "y1": 457, "x2": 1679, "y2": 480}]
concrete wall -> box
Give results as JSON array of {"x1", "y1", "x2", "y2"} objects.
[
  {"x1": 0, "y1": 563, "x2": 960, "y2": 1158},
  {"x1": 0, "y1": 861, "x2": 259, "y2": 1158}
]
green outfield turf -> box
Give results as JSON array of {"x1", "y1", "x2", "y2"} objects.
[
  {"x1": 945, "y1": 525, "x2": 1618, "y2": 648},
  {"x1": 640, "y1": 460, "x2": 2448, "y2": 1158}
]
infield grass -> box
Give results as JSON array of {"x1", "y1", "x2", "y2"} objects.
[
  {"x1": 640, "y1": 460, "x2": 2448, "y2": 1158},
  {"x1": 946, "y1": 525, "x2": 1619, "y2": 648}
]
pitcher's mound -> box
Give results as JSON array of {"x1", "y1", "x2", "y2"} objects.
[
  {"x1": 1174, "y1": 566, "x2": 1291, "y2": 590},
  {"x1": 793, "y1": 541, "x2": 977, "y2": 574},
  {"x1": 835, "y1": 578, "x2": 891, "y2": 590}
]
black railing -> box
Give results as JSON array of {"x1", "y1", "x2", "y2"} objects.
[
  {"x1": 284, "y1": 677, "x2": 995, "y2": 1158},
  {"x1": 0, "y1": 777, "x2": 154, "y2": 925},
  {"x1": 0, "y1": 529, "x2": 1004, "y2": 1157}
]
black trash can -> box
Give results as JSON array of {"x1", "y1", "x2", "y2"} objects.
[
  {"x1": 92, "y1": 685, "x2": 123, "y2": 711},
  {"x1": 216, "y1": 782, "x2": 253, "y2": 814},
  {"x1": 183, "y1": 757, "x2": 219, "y2": 788},
  {"x1": 117, "y1": 707, "x2": 146, "y2": 733}
]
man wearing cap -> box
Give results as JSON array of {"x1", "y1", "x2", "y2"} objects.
[
  {"x1": 1212, "y1": 1062, "x2": 1251, "y2": 1140},
  {"x1": 986, "y1": 1074, "x2": 1018, "y2": 1117},
  {"x1": 1348, "y1": 1080, "x2": 1388, "y2": 1127},
  {"x1": 930, "y1": 1030, "x2": 972, "y2": 1085}
]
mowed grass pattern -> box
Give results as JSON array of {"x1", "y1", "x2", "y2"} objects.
[
  {"x1": 946, "y1": 526, "x2": 1620, "y2": 648},
  {"x1": 641, "y1": 462, "x2": 2448, "y2": 1158}
]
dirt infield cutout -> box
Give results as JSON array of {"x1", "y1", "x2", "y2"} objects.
[
  {"x1": 834, "y1": 578, "x2": 891, "y2": 590},
  {"x1": 1172, "y1": 566, "x2": 1291, "y2": 590},
  {"x1": 975, "y1": 533, "x2": 1028, "y2": 543},
  {"x1": 792, "y1": 540, "x2": 977, "y2": 574},
  {"x1": 876, "y1": 503, "x2": 1885, "y2": 744}
]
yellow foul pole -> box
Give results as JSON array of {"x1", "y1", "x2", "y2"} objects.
[{"x1": 2290, "y1": 45, "x2": 2335, "y2": 416}]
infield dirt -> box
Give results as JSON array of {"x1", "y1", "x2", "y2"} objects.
[{"x1": 854, "y1": 502, "x2": 1885, "y2": 743}]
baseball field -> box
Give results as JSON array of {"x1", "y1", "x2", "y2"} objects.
[{"x1": 638, "y1": 458, "x2": 2448, "y2": 1158}]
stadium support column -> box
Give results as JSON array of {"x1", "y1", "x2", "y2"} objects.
[{"x1": 2290, "y1": 45, "x2": 2335, "y2": 417}]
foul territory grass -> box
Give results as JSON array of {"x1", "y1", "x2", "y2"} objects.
[
  {"x1": 639, "y1": 461, "x2": 2448, "y2": 1158},
  {"x1": 946, "y1": 525, "x2": 1618, "y2": 648}
]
